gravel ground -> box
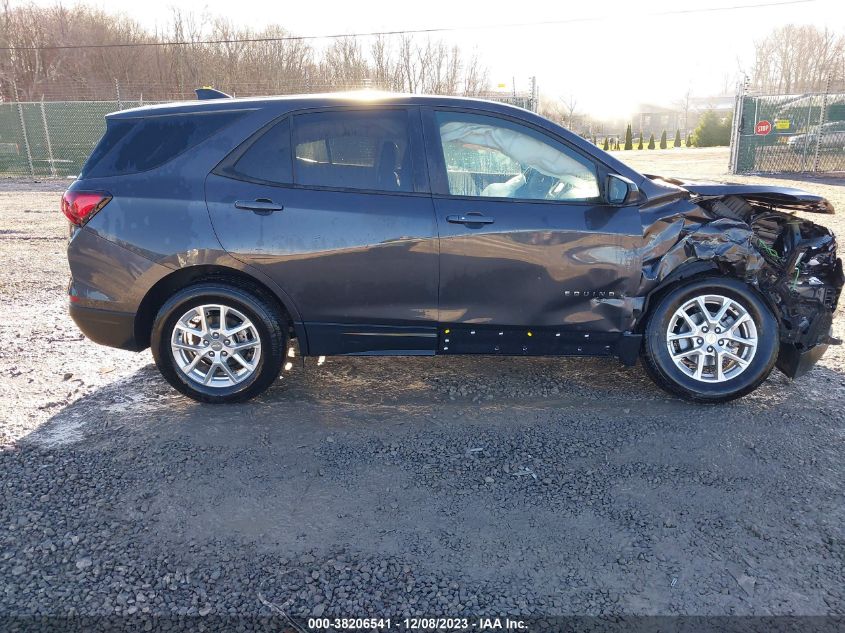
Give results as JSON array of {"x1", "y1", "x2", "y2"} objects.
[{"x1": 1, "y1": 151, "x2": 844, "y2": 627}]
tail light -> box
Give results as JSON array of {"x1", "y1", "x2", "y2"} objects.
[{"x1": 61, "y1": 191, "x2": 111, "y2": 226}]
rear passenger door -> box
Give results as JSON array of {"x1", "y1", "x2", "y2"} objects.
[{"x1": 205, "y1": 107, "x2": 439, "y2": 355}]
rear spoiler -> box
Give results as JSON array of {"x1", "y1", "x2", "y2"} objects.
[{"x1": 195, "y1": 87, "x2": 232, "y2": 100}]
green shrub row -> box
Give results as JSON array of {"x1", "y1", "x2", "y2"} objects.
[{"x1": 594, "y1": 111, "x2": 732, "y2": 150}]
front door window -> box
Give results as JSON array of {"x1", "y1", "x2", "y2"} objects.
[{"x1": 435, "y1": 111, "x2": 600, "y2": 202}]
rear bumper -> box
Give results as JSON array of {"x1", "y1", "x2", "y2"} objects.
[{"x1": 69, "y1": 303, "x2": 141, "y2": 351}]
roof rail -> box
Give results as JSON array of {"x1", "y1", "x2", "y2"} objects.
[{"x1": 195, "y1": 87, "x2": 232, "y2": 100}]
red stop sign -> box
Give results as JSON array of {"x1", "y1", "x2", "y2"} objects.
[{"x1": 755, "y1": 120, "x2": 772, "y2": 135}]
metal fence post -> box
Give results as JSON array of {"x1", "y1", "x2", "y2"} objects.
[
  {"x1": 11, "y1": 78, "x2": 35, "y2": 177},
  {"x1": 800, "y1": 94, "x2": 816, "y2": 171},
  {"x1": 16, "y1": 103, "x2": 35, "y2": 178},
  {"x1": 39, "y1": 98, "x2": 57, "y2": 178},
  {"x1": 728, "y1": 78, "x2": 746, "y2": 174},
  {"x1": 812, "y1": 75, "x2": 832, "y2": 173}
]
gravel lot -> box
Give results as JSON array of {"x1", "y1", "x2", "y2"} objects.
[{"x1": 1, "y1": 149, "x2": 844, "y2": 626}]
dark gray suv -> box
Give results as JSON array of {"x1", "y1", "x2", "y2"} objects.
[{"x1": 64, "y1": 92, "x2": 843, "y2": 403}]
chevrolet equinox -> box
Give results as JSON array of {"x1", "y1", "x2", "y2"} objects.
[{"x1": 64, "y1": 92, "x2": 844, "y2": 403}]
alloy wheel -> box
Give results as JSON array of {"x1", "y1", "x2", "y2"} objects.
[
  {"x1": 170, "y1": 304, "x2": 262, "y2": 388},
  {"x1": 665, "y1": 294, "x2": 758, "y2": 383}
]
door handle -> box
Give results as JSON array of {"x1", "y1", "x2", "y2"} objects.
[
  {"x1": 446, "y1": 213, "x2": 495, "y2": 225},
  {"x1": 234, "y1": 199, "x2": 284, "y2": 213}
]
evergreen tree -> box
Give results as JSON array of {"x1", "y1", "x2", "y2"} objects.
[
  {"x1": 602, "y1": 137, "x2": 609, "y2": 150},
  {"x1": 659, "y1": 130, "x2": 667, "y2": 149},
  {"x1": 674, "y1": 129, "x2": 682, "y2": 148},
  {"x1": 691, "y1": 111, "x2": 733, "y2": 147},
  {"x1": 637, "y1": 133, "x2": 644, "y2": 150},
  {"x1": 686, "y1": 133, "x2": 692, "y2": 147},
  {"x1": 648, "y1": 133, "x2": 656, "y2": 149},
  {"x1": 624, "y1": 124, "x2": 633, "y2": 150}
]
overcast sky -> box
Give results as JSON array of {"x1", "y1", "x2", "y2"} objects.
[{"x1": 16, "y1": 0, "x2": 845, "y2": 117}]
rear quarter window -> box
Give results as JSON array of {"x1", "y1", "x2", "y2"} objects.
[
  {"x1": 81, "y1": 111, "x2": 243, "y2": 178},
  {"x1": 226, "y1": 118, "x2": 293, "y2": 184}
]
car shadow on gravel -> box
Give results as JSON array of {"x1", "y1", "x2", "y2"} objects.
[{"x1": 26, "y1": 353, "x2": 845, "y2": 449}]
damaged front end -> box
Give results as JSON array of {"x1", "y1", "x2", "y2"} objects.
[{"x1": 638, "y1": 177, "x2": 844, "y2": 378}]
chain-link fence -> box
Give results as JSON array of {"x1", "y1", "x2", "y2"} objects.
[
  {"x1": 0, "y1": 100, "x2": 164, "y2": 178},
  {"x1": 729, "y1": 87, "x2": 845, "y2": 174}
]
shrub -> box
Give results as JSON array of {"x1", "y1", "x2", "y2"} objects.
[
  {"x1": 691, "y1": 110, "x2": 733, "y2": 147},
  {"x1": 624, "y1": 124, "x2": 633, "y2": 150},
  {"x1": 659, "y1": 130, "x2": 667, "y2": 149},
  {"x1": 602, "y1": 137, "x2": 609, "y2": 150},
  {"x1": 647, "y1": 133, "x2": 655, "y2": 149},
  {"x1": 686, "y1": 133, "x2": 692, "y2": 147},
  {"x1": 637, "y1": 133, "x2": 644, "y2": 150},
  {"x1": 674, "y1": 129, "x2": 682, "y2": 147}
]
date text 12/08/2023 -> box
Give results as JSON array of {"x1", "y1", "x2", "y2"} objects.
[{"x1": 306, "y1": 617, "x2": 528, "y2": 630}]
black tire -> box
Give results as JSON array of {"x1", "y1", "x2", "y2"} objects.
[
  {"x1": 642, "y1": 276, "x2": 778, "y2": 403},
  {"x1": 151, "y1": 282, "x2": 287, "y2": 403}
]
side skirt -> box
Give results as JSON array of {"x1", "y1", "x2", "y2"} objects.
[
  {"x1": 437, "y1": 324, "x2": 642, "y2": 366},
  {"x1": 301, "y1": 322, "x2": 643, "y2": 365},
  {"x1": 304, "y1": 322, "x2": 438, "y2": 356}
]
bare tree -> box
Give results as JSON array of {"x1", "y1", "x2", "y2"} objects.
[
  {"x1": 562, "y1": 94, "x2": 579, "y2": 129},
  {"x1": 0, "y1": 2, "x2": 489, "y2": 101},
  {"x1": 673, "y1": 88, "x2": 692, "y2": 135},
  {"x1": 750, "y1": 25, "x2": 845, "y2": 94}
]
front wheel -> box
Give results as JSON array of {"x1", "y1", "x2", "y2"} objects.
[
  {"x1": 151, "y1": 283, "x2": 287, "y2": 403},
  {"x1": 642, "y1": 277, "x2": 779, "y2": 403}
]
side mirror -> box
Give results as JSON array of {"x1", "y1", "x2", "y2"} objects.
[{"x1": 606, "y1": 174, "x2": 639, "y2": 205}]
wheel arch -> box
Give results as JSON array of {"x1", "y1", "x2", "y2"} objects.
[
  {"x1": 636, "y1": 261, "x2": 719, "y2": 332},
  {"x1": 636, "y1": 260, "x2": 782, "y2": 333},
  {"x1": 134, "y1": 264, "x2": 307, "y2": 352}
]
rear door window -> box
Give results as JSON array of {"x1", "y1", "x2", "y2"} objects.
[{"x1": 292, "y1": 110, "x2": 414, "y2": 193}]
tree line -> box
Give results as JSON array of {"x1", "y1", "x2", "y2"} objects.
[
  {"x1": 750, "y1": 25, "x2": 845, "y2": 94},
  {"x1": 596, "y1": 113, "x2": 732, "y2": 151},
  {"x1": 0, "y1": 2, "x2": 489, "y2": 101}
]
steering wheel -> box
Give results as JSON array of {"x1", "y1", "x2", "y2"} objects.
[{"x1": 517, "y1": 167, "x2": 557, "y2": 199}]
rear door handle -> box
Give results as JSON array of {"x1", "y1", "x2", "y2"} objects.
[
  {"x1": 446, "y1": 213, "x2": 495, "y2": 225},
  {"x1": 234, "y1": 199, "x2": 284, "y2": 213}
]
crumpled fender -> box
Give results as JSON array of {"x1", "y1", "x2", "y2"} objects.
[{"x1": 635, "y1": 199, "x2": 765, "y2": 297}]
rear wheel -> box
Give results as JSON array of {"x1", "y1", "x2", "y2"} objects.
[
  {"x1": 642, "y1": 277, "x2": 778, "y2": 403},
  {"x1": 151, "y1": 283, "x2": 286, "y2": 403}
]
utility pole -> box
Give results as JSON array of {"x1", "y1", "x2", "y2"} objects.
[{"x1": 529, "y1": 76, "x2": 538, "y2": 113}]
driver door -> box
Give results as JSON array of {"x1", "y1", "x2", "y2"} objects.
[{"x1": 421, "y1": 107, "x2": 643, "y2": 334}]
